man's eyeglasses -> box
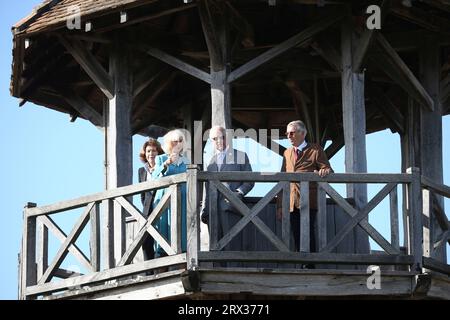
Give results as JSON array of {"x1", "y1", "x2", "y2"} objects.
[
  {"x1": 285, "y1": 131, "x2": 298, "y2": 137},
  {"x1": 212, "y1": 136, "x2": 224, "y2": 141}
]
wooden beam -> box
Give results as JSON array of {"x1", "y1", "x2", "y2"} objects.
[
  {"x1": 58, "y1": 36, "x2": 114, "y2": 99},
  {"x1": 422, "y1": 0, "x2": 450, "y2": 14},
  {"x1": 106, "y1": 44, "x2": 134, "y2": 265},
  {"x1": 375, "y1": 33, "x2": 434, "y2": 111},
  {"x1": 369, "y1": 85, "x2": 405, "y2": 134},
  {"x1": 133, "y1": 70, "x2": 177, "y2": 123},
  {"x1": 419, "y1": 35, "x2": 446, "y2": 263},
  {"x1": 226, "y1": 1, "x2": 255, "y2": 48},
  {"x1": 53, "y1": 268, "x2": 83, "y2": 279},
  {"x1": 186, "y1": 166, "x2": 199, "y2": 270},
  {"x1": 310, "y1": 36, "x2": 342, "y2": 72},
  {"x1": 198, "y1": 0, "x2": 224, "y2": 70},
  {"x1": 285, "y1": 80, "x2": 316, "y2": 143},
  {"x1": 61, "y1": 88, "x2": 103, "y2": 127},
  {"x1": 145, "y1": 47, "x2": 211, "y2": 83},
  {"x1": 352, "y1": 0, "x2": 391, "y2": 72},
  {"x1": 228, "y1": 11, "x2": 344, "y2": 83},
  {"x1": 21, "y1": 203, "x2": 37, "y2": 299},
  {"x1": 95, "y1": 2, "x2": 197, "y2": 34},
  {"x1": 198, "y1": 0, "x2": 232, "y2": 128},
  {"x1": 133, "y1": 63, "x2": 165, "y2": 98},
  {"x1": 36, "y1": 217, "x2": 48, "y2": 280},
  {"x1": 20, "y1": 48, "x2": 67, "y2": 98},
  {"x1": 325, "y1": 135, "x2": 344, "y2": 159},
  {"x1": 132, "y1": 90, "x2": 202, "y2": 135},
  {"x1": 26, "y1": 254, "x2": 186, "y2": 297},
  {"x1": 391, "y1": 5, "x2": 450, "y2": 35},
  {"x1": 440, "y1": 74, "x2": 450, "y2": 105}
]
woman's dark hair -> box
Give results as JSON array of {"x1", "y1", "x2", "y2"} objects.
[{"x1": 139, "y1": 138, "x2": 164, "y2": 163}]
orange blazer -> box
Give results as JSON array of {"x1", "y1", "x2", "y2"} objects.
[{"x1": 279, "y1": 143, "x2": 333, "y2": 211}]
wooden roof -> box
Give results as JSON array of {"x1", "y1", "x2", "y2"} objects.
[
  {"x1": 14, "y1": 0, "x2": 151, "y2": 37},
  {"x1": 10, "y1": 0, "x2": 450, "y2": 148}
]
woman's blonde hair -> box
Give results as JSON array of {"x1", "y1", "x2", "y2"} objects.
[{"x1": 162, "y1": 129, "x2": 187, "y2": 154}]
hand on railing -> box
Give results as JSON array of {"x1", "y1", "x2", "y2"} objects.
[{"x1": 314, "y1": 168, "x2": 331, "y2": 178}]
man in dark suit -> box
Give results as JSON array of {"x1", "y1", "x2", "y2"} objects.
[
  {"x1": 200, "y1": 126, "x2": 254, "y2": 258},
  {"x1": 277, "y1": 120, "x2": 333, "y2": 254}
]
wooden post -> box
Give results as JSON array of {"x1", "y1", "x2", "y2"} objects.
[
  {"x1": 340, "y1": 20, "x2": 370, "y2": 255},
  {"x1": 199, "y1": 0, "x2": 232, "y2": 129},
  {"x1": 186, "y1": 165, "x2": 199, "y2": 270},
  {"x1": 208, "y1": 180, "x2": 219, "y2": 251},
  {"x1": 407, "y1": 167, "x2": 423, "y2": 271},
  {"x1": 104, "y1": 40, "x2": 133, "y2": 267},
  {"x1": 20, "y1": 203, "x2": 37, "y2": 300},
  {"x1": 419, "y1": 35, "x2": 446, "y2": 263},
  {"x1": 36, "y1": 216, "x2": 48, "y2": 280},
  {"x1": 299, "y1": 181, "x2": 310, "y2": 252},
  {"x1": 401, "y1": 97, "x2": 420, "y2": 250},
  {"x1": 183, "y1": 103, "x2": 194, "y2": 163},
  {"x1": 90, "y1": 202, "x2": 101, "y2": 272},
  {"x1": 317, "y1": 184, "x2": 327, "y2": 251}
]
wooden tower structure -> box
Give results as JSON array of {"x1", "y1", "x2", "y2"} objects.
[{"x1": 11, "y1": 0, "x2": 450, "y2": 299}]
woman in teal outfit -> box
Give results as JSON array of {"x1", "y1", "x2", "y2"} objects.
[{"x1": 152, "y1": 129, "x2": 189, "y2": 257}]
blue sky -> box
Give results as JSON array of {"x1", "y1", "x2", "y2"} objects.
[{"x1": 0, "y1": 1, "x2": 448, "y2": 300}]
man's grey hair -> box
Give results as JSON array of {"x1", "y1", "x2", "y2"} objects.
[
  {"x1": 209, "y1": 125, "x2": 226, "y2": 139},
  {"x1": 287, "y1": 120, "x2": 307, "y2": 134}
]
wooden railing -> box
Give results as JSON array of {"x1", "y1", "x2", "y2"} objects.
[
  {"x1": 196, "y1": 168, "x2": 423, "y2": 270},
  {"x1": 19, "y1": 171, "x2": 189, "y2": 300},
  {"x1": 19, "y1": 166, "x2": 449, "y2": 299},
  {"x1": 420, "y1": 176, "x2": 450, "y2": 275}
]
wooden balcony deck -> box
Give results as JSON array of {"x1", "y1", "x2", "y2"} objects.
[{"x1": 19, "y1": 167, "x2": 450, "y2": 300}]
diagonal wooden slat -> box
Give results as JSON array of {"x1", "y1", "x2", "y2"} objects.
[
  {"x1": 211, "y1": 180, "x2": 289, "y2": 252},
  {"x1": 145, "y1": 47, "x2": 211, "y2": 83},
  {"x1": 213, "y1": 181, "x2": 286, "y2": 251},
  {"x1": 228, "y1": 11, "x2": 345, "y2": 83},
  {"x1": 146, "y1": 185, "x2": 175, "y2": 226},
  {"x1": 213, "y1": 181, "x2": 289, "y2": 251},
  {"x1": 38, "y1": 202, "x2": 94, "y2": 284},
  {"x1": 58, "y1": 36, "x2": 114, "y2": 99},
  {"x1": 39, "y1": 215, "x2": 92, "y2": 272},
  {"x1": 430, "y1": 192, "x2": 450, "y2": 232},
  {"x1": 118, "y1": 219, "x2": 175, "y2": 267},
  {"x1": 116, "y1": 188, "x2": 176, "y2": 265},
  {"x1": 433, "y1": 230, "x2": 450, "y2": 251},
  {"x1": 352, "y1": 0, "x2": 390, "y2": 72},
  {"x1": 115, "y1": 196, "x2": 145, "y2": 225},
  {"x1": 375, "y1": 33, "x2": 434, "y2": 111},
  {"x1": 320, "y1": 182, "x2": 401, "y2": 254}
]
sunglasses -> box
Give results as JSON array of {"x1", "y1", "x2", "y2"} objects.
[{"x1": 285, "y1": 131, "x2": 298, "y2": 137}]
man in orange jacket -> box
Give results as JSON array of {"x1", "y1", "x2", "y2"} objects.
[{"x1": 277, "y1": 120, "x2": 333, "y2": 253}]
